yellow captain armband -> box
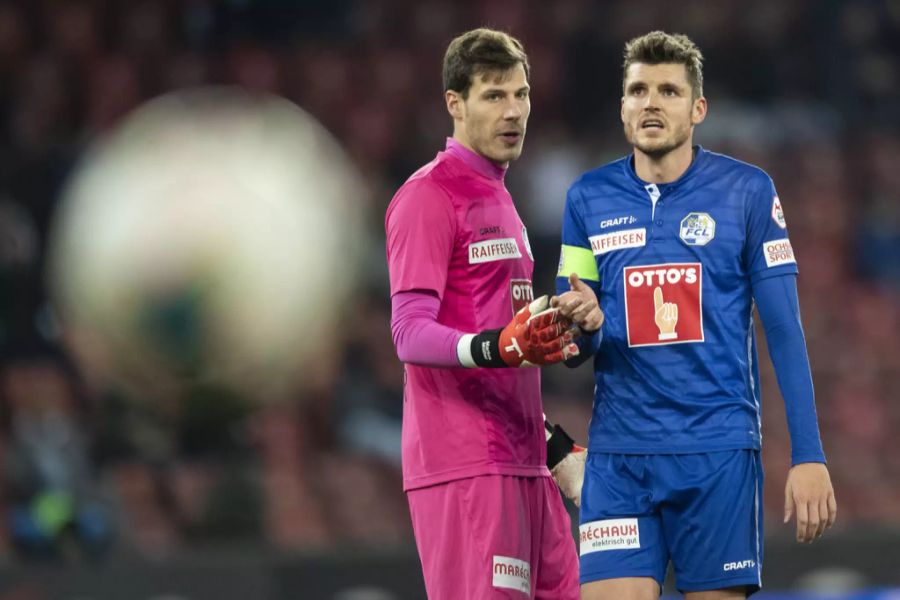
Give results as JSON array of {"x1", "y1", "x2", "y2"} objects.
[{"x1": 557, "y1": 244, "x2": 599, "y2": 282}]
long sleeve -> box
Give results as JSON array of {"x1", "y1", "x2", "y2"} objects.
[
  {"x1": 556, "y1": 183, "x2": 603, "y2": 368},
  {"x1": 390, "y1": 290, "x2": 463, "y2": 368},
  {"x1": 752, "y1": 273, "x2": 826, "y2": 465}
]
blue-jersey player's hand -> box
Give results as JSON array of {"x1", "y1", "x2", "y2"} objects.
[
  {"x1": 784, "y1": 462, "x2": 837, "y2": 543},
  {"x1": 551, "y1": 273, "x2": 604, "y2": 333}
]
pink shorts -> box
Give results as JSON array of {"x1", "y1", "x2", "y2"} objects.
[{"x1": 407, "y1": 474, "x2": 579, "y2": 599}]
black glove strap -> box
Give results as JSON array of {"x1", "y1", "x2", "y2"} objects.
[
  {"x1": 546, "y1": 424, "x2": 576, "y2": 470},
  {"x1": 470, "y1": 329, "x2": 506, "y2": 368}
]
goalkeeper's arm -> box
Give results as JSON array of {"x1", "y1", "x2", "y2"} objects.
[
  {"x1": 545, "y1": 415, "x2": 586, "y2": 506},
  {"x1": 391, "y1": 290, "x2": 578, "y2": 368}
]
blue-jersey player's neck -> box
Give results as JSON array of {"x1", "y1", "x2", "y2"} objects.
[{"x1": 632, "y1": 141, "x2": 697, "y2": 184}]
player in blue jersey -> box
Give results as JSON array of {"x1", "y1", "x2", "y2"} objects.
[{"x1": 551, "y1": 31, "x2": 837, "y2": 599}]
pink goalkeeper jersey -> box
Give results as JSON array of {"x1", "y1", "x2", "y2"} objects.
[{"x1": 385, "y1": 138, "x2": 549, "y2": 491}]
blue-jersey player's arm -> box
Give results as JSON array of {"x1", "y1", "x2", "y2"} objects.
[
  {"x1": 752, "y1": 274, "x2": 825, "y2": 464},
  {"x1": 555, "y1": 183, "x2": 602, "y2": 367},
  {"x1": 745, "y1": 174, "x2": 825, "y2": 465}
]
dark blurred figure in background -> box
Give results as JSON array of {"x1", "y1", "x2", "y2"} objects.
[{"x1": 0, "y1": 351, "x2": 111, "y2": 560}]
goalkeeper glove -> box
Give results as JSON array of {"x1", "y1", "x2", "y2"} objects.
[
  {"x1": 458, "y1": 296, "x2": 579, "y2": 368},
  {"x1": 545, "y1": 416, "x2": 586, "y2": 507}
]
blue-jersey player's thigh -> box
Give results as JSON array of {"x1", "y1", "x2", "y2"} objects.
[
  {"x1": 658, "y1": 450, "x2": 764, "y2": 594},
  {"x1": 579, "y1": 453, "x2": 668, "y2": 588}
]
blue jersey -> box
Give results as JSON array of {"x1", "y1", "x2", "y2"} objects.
[{"x1": 557, "y1": 146, "x2": 800, "y2": 454}]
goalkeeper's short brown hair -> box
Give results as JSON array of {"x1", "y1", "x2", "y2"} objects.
[
  {"x1": 623, "y1": 31, "x2": 704, "y2": 99},
  {"x1": 443, "y1": 28, "x2": 530, "y2": 99}
]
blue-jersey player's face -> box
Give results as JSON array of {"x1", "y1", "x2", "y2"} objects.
[
  {"x1": 621, "y1": 62, "x2": 705, "y2": 158},
  {"x1": 448, "y1": 63, "x2": 531, "y2": 166}
]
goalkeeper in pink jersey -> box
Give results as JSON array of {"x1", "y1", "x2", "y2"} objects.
[{"x1": 385, "y1": 28, "x2": 601, "y2": 599}]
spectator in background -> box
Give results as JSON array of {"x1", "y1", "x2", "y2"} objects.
[{"x1": 1, "y1": 352, "x2": 112, "y2": 559}]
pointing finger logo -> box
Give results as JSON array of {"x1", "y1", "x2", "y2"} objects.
[{"x1": 653, "y1": 286, "x2": 678, "y2": 340}]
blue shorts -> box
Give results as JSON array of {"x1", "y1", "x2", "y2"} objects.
[{"x1": 579, "y1": 450, "x2": 763, "y2": 594}]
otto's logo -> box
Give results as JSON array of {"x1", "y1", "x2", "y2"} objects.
[
  {"x1": 492, "y1": 556, "x2": 531, "y2": 594},
  {"x1": 763, "y1": 238, "x2": 795, "y2": 268},
  {"x1": 623, "y1": 263, "x2": 703, "y2": 347},
  {"x1": 626, "y1": 266, "x2": 699, "y2": 288},
  {"x1": 771, "y1": 196, "x2": 786, "y2": 229},
  {"x1": 468, "y1": 238, "x2": 521, "y2": 264},
  {"x1": 579, "y1": 518, "x2": 640, "y2": 555},
  {"x1": 724, "y1": 559, "x2": 756, "y2": 571},
  {"x1": 510, "y1": 279, "x2": 534, "y2": 314},
  {"x1": 679, "y1": 212, "x2": 716, "y2": 246}
]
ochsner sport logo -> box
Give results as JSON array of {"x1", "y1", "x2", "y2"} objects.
[
  {"x1": 763, "y1": 238, "x2": 796, "y2": 268},
  {"x1": 580, "y1": 518, "x2": 640, "y2": 555},
  {"x1": 492, "y1": 555, "x2": 531, "y2": 594},
  {"x1": 623, "y1": 263, "x2": 704, "y2": 347}
]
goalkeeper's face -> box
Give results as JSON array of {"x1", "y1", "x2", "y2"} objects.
[
  {"x1": 621, "y1": 62, "x2": 706, "y2": 159},
  {"x1": 449, "y1": 63, "x2": 530, "y2": 166}
]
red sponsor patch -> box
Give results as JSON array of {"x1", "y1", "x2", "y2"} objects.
[
  {"x1": 509, "y1": 279, "x2": 534, "y2": 314},
  {"x1": 623, "y1": 263, "x2": 703, "y2": 347}
]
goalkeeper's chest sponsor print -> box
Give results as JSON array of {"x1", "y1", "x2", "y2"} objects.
[
  {"x1": 623, "y1": 263, "x2": 704, "y2": 347},
  {"x1": 468, "y1": 237, "x2": 521, "y2": 263}
]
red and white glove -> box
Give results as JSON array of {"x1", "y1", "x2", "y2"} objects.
[
  {"x1": 545, "y1": 417, "x2": 586, "y2": 507},
  {"x1": 459, "y1": 296, "x2": 580, "y2": 368}
]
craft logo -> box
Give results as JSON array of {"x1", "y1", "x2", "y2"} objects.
[
  {"x1": 724, "y1": 559, "x2": 756, "y2": 572},
  {"x1": 600, "y1": 215, "x2": 638, "y2": 229}
]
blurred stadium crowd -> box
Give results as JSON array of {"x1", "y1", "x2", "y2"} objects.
[{"x1": 0, "y1": 0, "x2": 897, "y2": 562}]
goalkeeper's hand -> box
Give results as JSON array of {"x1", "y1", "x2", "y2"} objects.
[
  {"x1": 545, "y1": 417, "x2": 586, "y2": 507},
  {"x1": 459, "y1": 296, "x2": 580, "y2": 368}
]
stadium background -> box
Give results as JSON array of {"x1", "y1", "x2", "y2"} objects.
[{"x1": 0, "y1": 0, "x2": 897, "y2": 598}]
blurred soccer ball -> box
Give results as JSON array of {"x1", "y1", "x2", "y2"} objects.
[{"x1": 48, "y1": 87, "x2": 364, "y2": 404}]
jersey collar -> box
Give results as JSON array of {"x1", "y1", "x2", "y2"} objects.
[
  {"x1": 624, "y1": 145, "x2": 707, "y2": 192},
  {"x1": 444, "y1": 138, "x2": 507, "y2": 181}
]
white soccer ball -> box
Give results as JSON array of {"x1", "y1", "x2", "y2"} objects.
[{"x1": 48, "y1": 87, "x2": 364, "y2": 403}]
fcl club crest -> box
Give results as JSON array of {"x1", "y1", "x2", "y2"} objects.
[{"x1": 679, "y1": 212, "x2": 716, "y2": 246}]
